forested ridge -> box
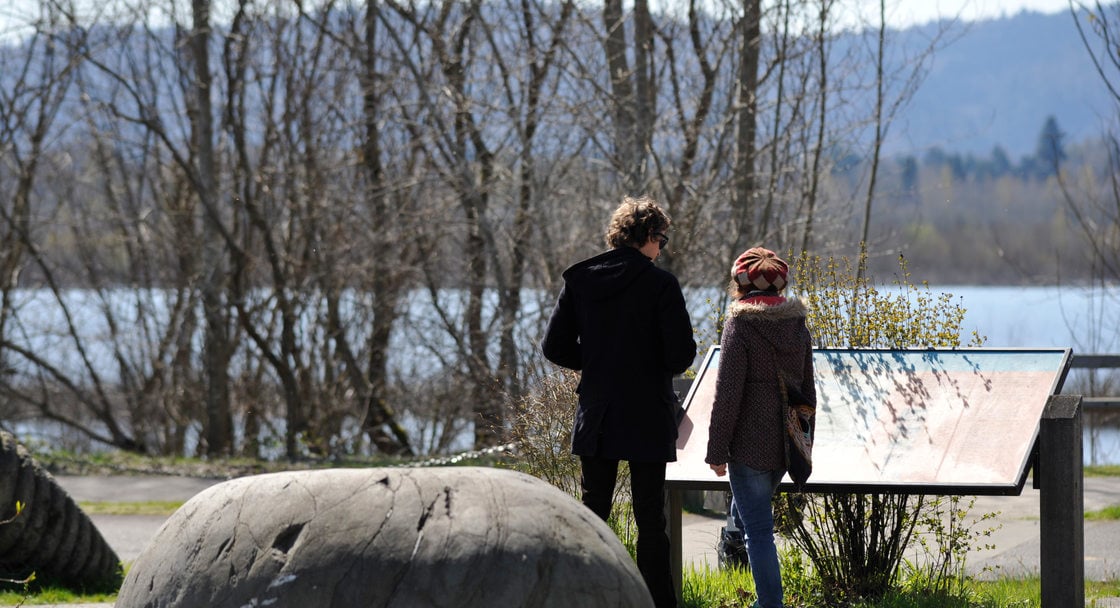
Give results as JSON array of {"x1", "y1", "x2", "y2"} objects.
[{"x1": 0, "y1": 0, "x2": 1116, "y2": 459}]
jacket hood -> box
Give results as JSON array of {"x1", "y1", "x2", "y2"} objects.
[
  {"x1": 727, "y1": 297, "x2": 807, "y2": 320},
  {"x1": 727, "y1": 297, "x2": 809, "y2": 353},
  {"x1": 562, "y1": 247, "x2": 653, "y2": 301}
]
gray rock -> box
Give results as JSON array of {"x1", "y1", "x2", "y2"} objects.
[{"x1": 116, "y1": 467, "x2": 653, "y2": 608}]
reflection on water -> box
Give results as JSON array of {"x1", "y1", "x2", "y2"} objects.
[{"x1": 1085, "y1": 413, "x2": 1120, "y2": 467}]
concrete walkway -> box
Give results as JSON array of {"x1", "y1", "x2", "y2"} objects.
[
  {"x1": 682, "y1": 475, "x2": 1120, "y2": 580},
  {"x1": 44, "y1": 473, "x2": 1120, "y2": 606}
]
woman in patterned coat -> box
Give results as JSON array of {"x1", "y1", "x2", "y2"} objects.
[{"x1": 705, "y1": 247, "x2": 816, "y2": 608}]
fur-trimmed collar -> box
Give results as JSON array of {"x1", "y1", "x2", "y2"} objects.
[{"x1": 727, "y1": 297, "x2": 807, "y2": 321}]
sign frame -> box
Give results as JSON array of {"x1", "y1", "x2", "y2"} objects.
[{"x1": 666, "y1": 346, "x2": 1073, "y2": 496}]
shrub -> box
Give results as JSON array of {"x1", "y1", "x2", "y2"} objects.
[
  {"x1": 505, "y1": 369, "x2": 637, "y2": 555},
  {"x1": 779, "y1": 251, "x2": 991, "y2": 602}
]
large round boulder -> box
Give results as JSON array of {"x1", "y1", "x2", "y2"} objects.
[{"x1": 116, "y1": 466, "x2": 653, "y2": 607}]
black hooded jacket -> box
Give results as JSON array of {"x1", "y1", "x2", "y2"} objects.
[{"x1": 541, "y1": 246, "x2": 697, "y2": 462}]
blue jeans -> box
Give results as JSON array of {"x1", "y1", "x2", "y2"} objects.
[{"x1": 728, "y1": 463, "x2": 784, "y2": 608}]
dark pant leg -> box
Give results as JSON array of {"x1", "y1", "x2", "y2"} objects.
[
  {"x1": 630, "y1": 460, "x2": 677, "y2": 608},
  {"x1": 580, "y1": 455, "x2": 619, "y2": 522}
]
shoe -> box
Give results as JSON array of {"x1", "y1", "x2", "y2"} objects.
[{"x1": 717, "y1": 526, "x2": 749, "y2": 570}]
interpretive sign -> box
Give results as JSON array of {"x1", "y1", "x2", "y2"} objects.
[{"x1": 667, "y1": 347, "x2": 1072, "y2": 495}]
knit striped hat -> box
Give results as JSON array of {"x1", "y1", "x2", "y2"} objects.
[{"x1": 732, "y1": 247, "x2": 788, "y2": 292}]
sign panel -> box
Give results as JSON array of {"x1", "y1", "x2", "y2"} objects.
[{"x1": 667, "y1": 347, "x2": 1071, "y2": 494}]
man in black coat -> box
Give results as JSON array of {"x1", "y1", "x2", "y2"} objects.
[{"x1": 542, "y1": 195, "x2": 697, "y2": 608}]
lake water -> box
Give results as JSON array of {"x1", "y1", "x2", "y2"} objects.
[
  {"x1": 945, "y1": 285, "x2": 1120, "y2": 352},
  {"x1": 945, "y1": 284, "x2": 1120, "y2": 465},
  {"x1": 796, "y1": 284, "x2": 1120, "y2": 465},
  {"x1": 4, "y1": 284, "x2": 1120, "y2": 463}
]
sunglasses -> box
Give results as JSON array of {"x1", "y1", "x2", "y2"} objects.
[{"x1": 651, "y1": 232, "x2": 669, "y2": 249}]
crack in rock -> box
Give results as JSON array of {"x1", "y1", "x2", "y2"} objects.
[{"x1": 271, "y1": 523, "x2": 304, "y2": 555}]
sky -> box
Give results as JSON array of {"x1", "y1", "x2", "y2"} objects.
[
  {"x1": 0, "y1": 0, "x2": 1081, "y2": 47},
  {"x1": 0, "y1": 0, "x2": 1080, "y2": 33},
  {"x1": 850, "y1": 0, "x2": 1074, "y2": 28}
]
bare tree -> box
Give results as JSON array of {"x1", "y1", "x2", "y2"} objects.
[
  {"x1": 0, "y1": 5, "x2": 151, "y2": 451},
  {"x1": 854, "y1": 1, "x2": 950, "y2": 281},
  {"x1": 216, "y1": 0, "x2": 419, "y2": 458},
  {"x1": 36, "y1": 0, "x2": 425, "y2": 459},
  {"x1": 0, "y1": 0, "x2": 961, "y2": 461},
  {"x1": 474, "y1": 0, "x2": 575, "y2": 409},
  {"x1": 186, "y1": 0, "x2": 235, "y2": 457},
  {"x1": 643, "y1": 0, "x2": 729, "y2": 281},
  {"x1": 350, "y1": 0, "x2": 416, "y2": 456},
  {"x1": 797, "y1": 0, "x2": 835, "y2": 254},
  {"x1": 0, "y1": 16, "x2": 73, "y2": 390},
  {"x1": 382, "y1": 0, "x2": 536, "y2": 448},
  {"x1": 401, "y1": 0, "x2": 505, "y2": 447},
  {"x1": 732, "y1": 0, "x2": 763, "y2": 253},
  {"x1": 1065, "y1": 1, "x2": 1120, "y2": 281},
  {"x1": 47, "y1": 0, "x2": 240, "y2": 455},
  {"x1": 599, "y1": 0, "x2": 657, "y2": 193}
]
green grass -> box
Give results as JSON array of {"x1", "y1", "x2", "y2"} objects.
[
  {"x1": 4, "y1": 459, "x2": 1115, "y2": 604},
  {"x1": 1088, "y1": 580, "x2": 1120, "y2": 604},
  {"x1": 1087, "y1": 504, "x2": 1120, "y2": 520},
  {"x1": 78, "y1": 501, "x2": 183, "y2": 516},
  {"x1": 682, "y1": 563, "x2": 758, "y2": 606},
  {"x1": 679, "y1": 568, "x2": 1120, "y2": 607},
  {"x1": 6, "y1": 577, "x2": 1111, "y2": 608},
  {"x1": 1084, "y1": 465, "x2": 1120, "y2": 478},
  {"x1": 0, "y1": 583, "x2": 116, "y2": 605},
  {"x1": 1071, "y1": 465, "x2": 1120, "y2": 519},
  {"x1": 5, "y1": 502, "x2": 1117, "y2": 607}
]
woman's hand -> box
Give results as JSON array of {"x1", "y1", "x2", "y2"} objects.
[{"x1": 709, "y1": 463, "x2": 727, "y2": 477}]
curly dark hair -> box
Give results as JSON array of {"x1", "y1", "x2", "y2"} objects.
[{"x1": 604, "y1": 196, "x2": 671, "y2": 249}]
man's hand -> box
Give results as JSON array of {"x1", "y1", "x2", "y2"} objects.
[{"x1": 709, "y1": 463, "x2": 727, "y2": 477}]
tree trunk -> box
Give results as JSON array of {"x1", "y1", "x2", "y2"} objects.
[
  {"x1": 189, "y1": 0, "x2": 234, "y2": 456},
  {"x1": 733, "y1": 0, "x2": 762, "y2": 252},
  {"x1": 857, "y1": 0, "x2": 887, "y2": 282},
  {"x1": 603, "y1": 0, "x2": 656, "y2": 192},
  {"x1": 799, "y1": 0, "x2": 833, "y2": 255},
  {"x1": 357, "y1": 1, "x2": 412, "y2": 456}
]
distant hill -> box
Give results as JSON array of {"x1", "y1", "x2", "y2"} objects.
[
  {"x1": 0, "y1": 5, "x2": 1107, "y2": 161},
  {"x1": 883, "y1": 8, "x2": 1115, "y2": 158}
]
